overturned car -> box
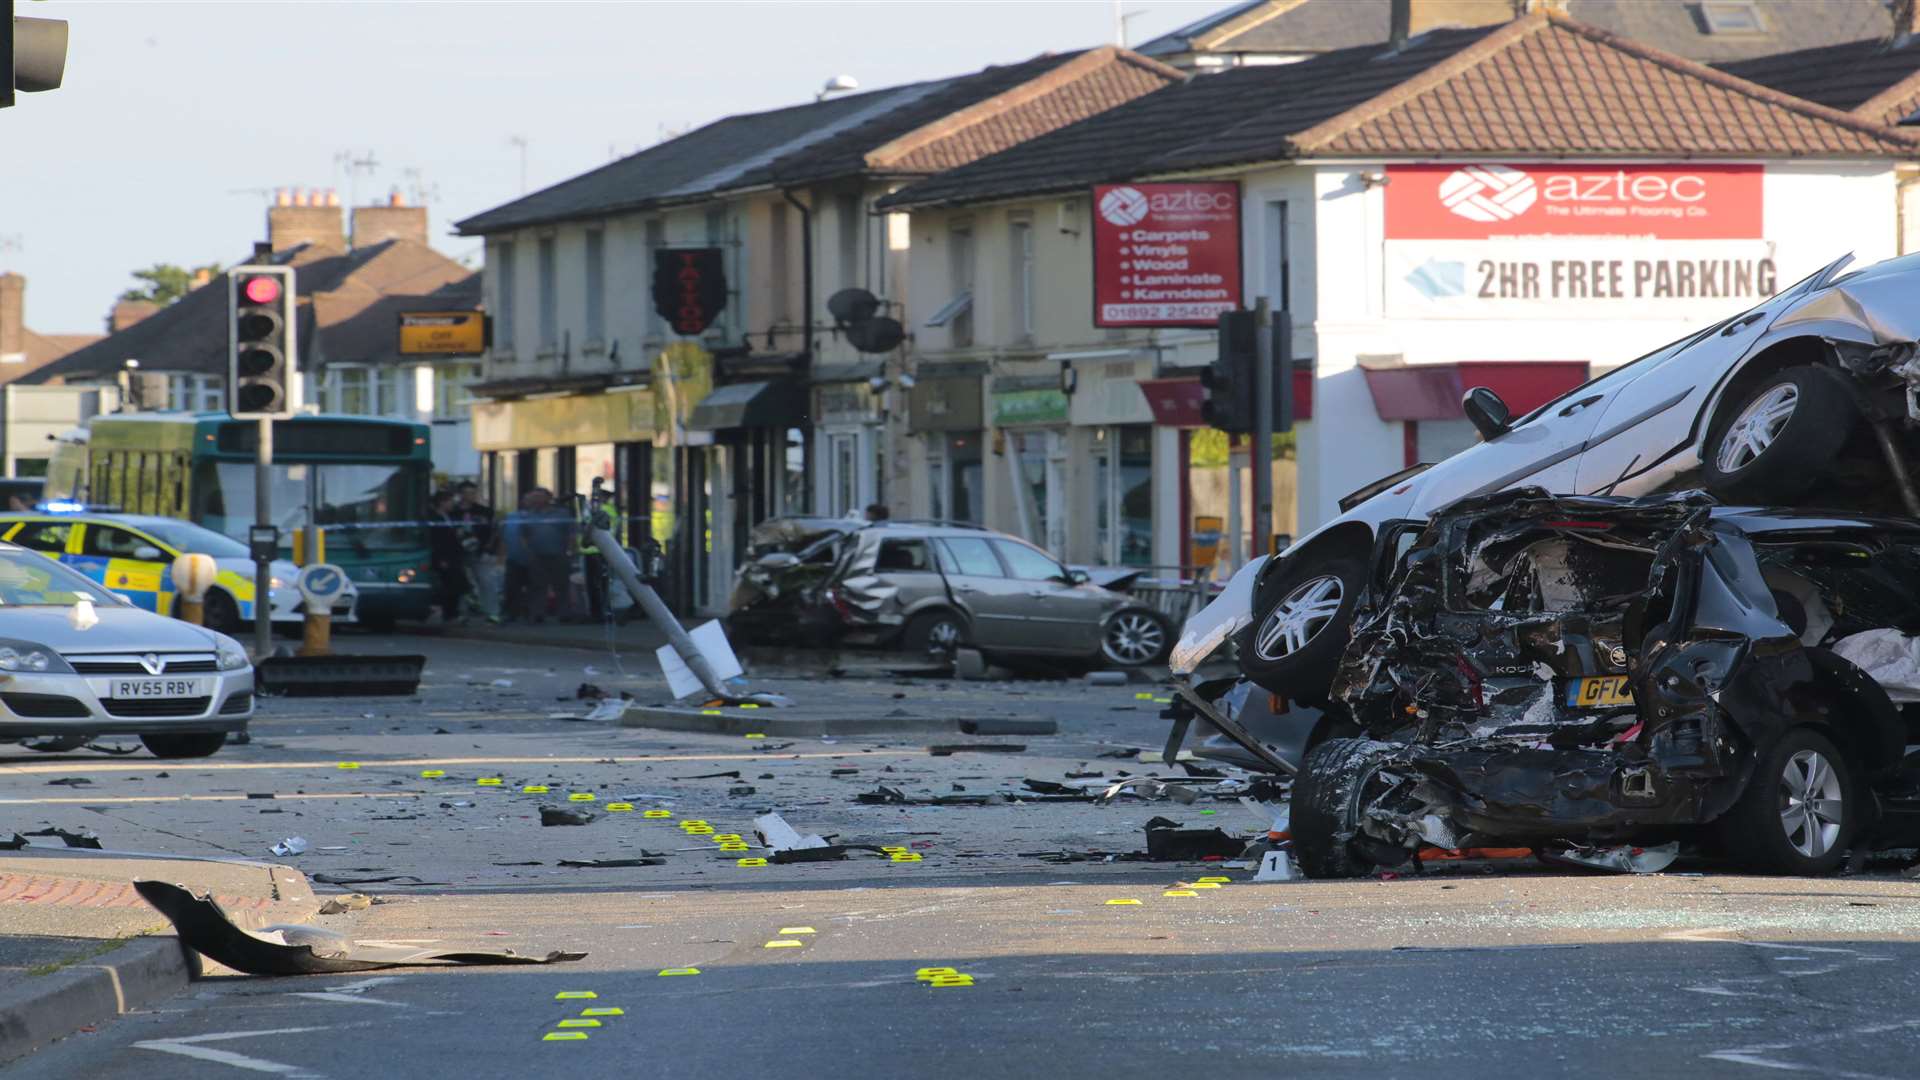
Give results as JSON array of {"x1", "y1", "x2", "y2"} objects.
[{"x1": 1284, "y1": 488, "x2": 1920, "y2": 877}]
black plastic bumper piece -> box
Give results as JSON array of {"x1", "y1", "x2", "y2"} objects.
[{"x1": 257, "y1": 654, "x2": 425, "y2": 697}]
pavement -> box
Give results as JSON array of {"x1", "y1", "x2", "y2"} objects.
[
  {"x1": 0, "y1": 852, "x2": 318, "y2": 1063},
  {"x1": 10, "y1": 631, "x2": 1920, "y2": 1077}
]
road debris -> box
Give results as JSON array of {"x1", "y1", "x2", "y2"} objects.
[
  {"x1": 317, "y1": 894, "x2": 374, "y2": 914},
  {"x1": 556, "y1": 857, "x2": 665, "y2": 868},
  {"x1": 1143, "y1": 816, "x2": 1246, "y2": 861},
  {"x1": 540, "y1": 805, "x2": 598, "y2": 826},
  {"x1": 270, "y1": 836, "x2": 310, "y2": 856},
  {"x1": 928, "y1": 743, "x2": 1026, "y2": 756},
  {"x1": 134, "y1": 880, "x2": 585, "y2": 975},
  {"x1": 23, "y1": 826, "x2": 102, "y2": 849}
]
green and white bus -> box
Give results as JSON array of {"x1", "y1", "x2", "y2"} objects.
[{"x1": 46, "y1": 413, "x2": 435, "y2": 626}]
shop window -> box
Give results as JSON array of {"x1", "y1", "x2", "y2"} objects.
[
  {"x1": 944, "y1": 222, "x2": 974, "y2": 347},
  {"x1": 433, "y1": 362, "x2": 481, "y2": 419},
  {"x1": 332, "y1": 367, "x2": 371, "y2": 415},
  {"x1": 1096, "y1": 424, "x2": 1153, "y2": 566},
  {"x1": 644, "y1": 219, "x2": 666, "y2": 340}
]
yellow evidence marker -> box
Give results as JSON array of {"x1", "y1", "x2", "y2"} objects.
[
  {"x1": 522, "y1": 785, "x2": 550, "y2": 794},
  {"x1": 915, "y1": 967, "x2": 958, "y2": 981},
  {"x1": 419, "y1": 769, "x2": 445, "y2": 779},
  {"x1": 764, "y1": 940, "x2": 804, "y2": 949},
  {"x1": 1195, "y1": 876, "x2": 1232, "y2": 884},
  {"x1": 737, "y1": 858, "x2": 768, "y2": 868},
  {"x1": 556, "y1": 1019, "x2": 601, "y2": 1029},
  {"x1": 568, "y1": 793, "x2": 596, "y2": 802},
  {"x1": 336, "y1": 762, "x2": 360, "y2": 770},
  {"x1": 779, "y1": 927, "x2": 816, "y2": 935},
  {"x1": 658, "y1": 967, "x2": 700, "y2": 976},
  {"x1": 890, "y1": 852, "x2": 923, "y2": 862},
  {"x1": 542, "y1": 1032, "x2": 588, "y2": 1042},
  {"x1": 1105, "y1": 899, "x2": 1142, "y2": 906},
  {"x1": 477, "y1": 777, "x2": 503, "y2": 786},
  {"x1": 580, "y1": 1008, "x2": 624, "y2": 1017},
  {"x1": 643, "y1": 810, "x2": 673, "y2": 819},
  {"x1": 554, "y1": 991, "x2": 597, "y2": 1000},
  {"x1": 1163, "y1": 890, "x2": 1200, "y2": 897},
  {"x1": 928, "y1": 975, "x2": 974, "y2": 988},
  {"x1": 607, "y1": 803, "x2": 634, "y2": 812}
]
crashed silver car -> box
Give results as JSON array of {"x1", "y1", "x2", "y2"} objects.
[
  {"x1": 1284, "y1": 489, "x2": 1920, "y2": 877},
  {"x1": 729, "y1": 519, "x2": 1173, "y2": 668},
  {"x1": 1236, "y1": 252, "x2": 1920, "y2": 706}
]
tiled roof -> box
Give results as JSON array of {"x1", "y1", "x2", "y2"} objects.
[
  {"x1": 1138, "y1": 0, "x2": 1896, "y2": 64},
  {"x1": 1717, "y1": 36, "x2": 1920, "y2": 123},
  {"x1": 28, "y1": 240, "x2": 476, "y2": 383},
  {"x1": 456, "y1": 50, "x2": 1179, "y2": 236},
  {"x1": 882, "y1": 14, "x2": 1919, "y2": 211}
]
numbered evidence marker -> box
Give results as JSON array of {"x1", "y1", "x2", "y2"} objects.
[
  {"x1": 890, "y1": 852, "x2": 923, "y2": 863},
  {"x1": 477, "y1": 777, "x2": 503, "y2": 786},
  {"x1": 522, "y1": 785, "x2": 550, "y2": 794},
  {"x1": 568, "y1": 793, "x2": 596, "y2": 802},
  {"x1": 606, "y1": 803, "x2": 635, "y2": 812},
  {"x1": 642, "y1": 810, "x2": 673, "y2": 819},
  {"x1": 927, "y1": 974, "x2": 974, "y2": 988},
  {"x1": 915, "y1": 967, "x2": 958, "y2": 981},
  {"x1": 737, "y1": 858, "x2": 768, "y2": 868}
]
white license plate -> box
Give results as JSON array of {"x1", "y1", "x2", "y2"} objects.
[{"x1": 110, "y1": 678, "x2": 208, "y2": 699}]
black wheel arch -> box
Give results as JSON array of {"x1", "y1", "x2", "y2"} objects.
[
  {"x1": 1703, "y1": 335, "x2": 1867, "y2": 448},
  {"x1": 1254, "y1": 522, "x2": 1377, "y2": 596},
  {"x1": 1798, "y1": 647, "x2": 1904, "y2": 778}
]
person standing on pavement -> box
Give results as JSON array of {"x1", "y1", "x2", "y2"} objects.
[
  {"x1": 428, "y1": 489, "x2": 469, "y2": 624},
  {"x1": 501, "y1": 490, "x2": 534, "y2": 621},
  {"x1": 579, "y1": 478, "x2": 620, "y2": 621},
  {"x1": 454, "y1": 481, "x2": 499, "y2": 623},
  {"x1": 524, "y1": 488, "x2": 575, "y2": 623}
]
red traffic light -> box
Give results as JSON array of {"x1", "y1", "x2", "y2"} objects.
[{"x1": 241, "y1": 276, "x2": 281, "y2": 304}]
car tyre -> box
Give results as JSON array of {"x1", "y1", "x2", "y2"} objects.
[
  {"x1": 1715, "y1": 725, "x2": 1857, "y2": 876},
  {"x1": 901, "y1": 609, "x2": 966, "y2": 660},
  {"x1": 1100, "y1": 608, "x2": 1171, "y2": 668},
  {"x1": 1703, "y1": 366, "x2": 1855, "y2": 503},
  {"x1": 141, "y1": 732, "x2": 228, "y2": 759},
  {"x1": 202, "y1": 589, "x2": 243, "y2": 635},
  {"x1": 1236, "y1": 555, "x2": 1367, "y2": 704},
  {"x1": 1290, "y1": 737, "x2": 1382, "y2": 879}
]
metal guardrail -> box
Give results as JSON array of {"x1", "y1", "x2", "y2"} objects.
[{"x1": 1111, "y1": 564, "x2": 1218, "y2": 625}]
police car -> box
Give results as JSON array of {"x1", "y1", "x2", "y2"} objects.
[{"x1": 0, "y1": 511, "x2": 310, "y2": 633}]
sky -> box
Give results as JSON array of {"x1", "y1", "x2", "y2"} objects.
[{"x1": 1, "y1": 0, "x2": 1219, "y2": 334}]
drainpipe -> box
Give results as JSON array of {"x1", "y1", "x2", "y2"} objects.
[{"x1": 781, "y1": 189, "x2": 815, "y2": 367}]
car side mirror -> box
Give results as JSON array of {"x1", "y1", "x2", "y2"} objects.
[
  {"x1": 133, "y1": 545, "x2": 163, "y2": 561},
  {"x1": 1066, "y1": 569, "x2": 1090, "y2": 585},
  {"x1": 1462, "y1": 386, "x2": 1513, "y2": 440}
]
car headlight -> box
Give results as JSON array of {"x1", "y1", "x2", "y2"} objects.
[
  {"x1": 269, "y1": 577, "x2": 285, "y2": 590},
  {"x1": 0, "y1": 640, "x2": 70, "y2": 673},
  {"x1": 217, "y1": 643, "x2": 250, "y2": 671}
]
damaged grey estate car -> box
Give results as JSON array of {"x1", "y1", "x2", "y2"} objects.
[
  {"x1": 1289, "y1": 488, "x2": 1920, "y2": 878},
  {"x1": 729, "y1": 519, "x2": 1173, "y2": 667}
]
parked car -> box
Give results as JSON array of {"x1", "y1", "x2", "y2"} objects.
[
  {"x1": 0, "y1": 542, "x2": 253, "y2": 758},
  {"x1": 1282, "y1": 488, "x2": 1920, "y2": 877},
  {"x1": 0, "y1": 511, "x2": 314, "y2": 633},
  {"x1": 728, "y1": 519, "x2": 1174, "y2": 668},
  {"x1": 1237, "y1": 251, "x2": 1920, "y2": 705}
]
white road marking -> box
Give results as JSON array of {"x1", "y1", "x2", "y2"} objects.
[
  {"x1": 134, "y1": 1026, "x2": 331, "y2": 1078},
  {"x1": 287, "y1": 992, "x2": 407, "y2": 1008},
  {"x1": 0, "y1": 749, "x2": 915, "y2": 776}
]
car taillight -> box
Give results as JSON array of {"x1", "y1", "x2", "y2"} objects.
[{"x1": 825, "y1": 587, "x2": 854, "y2": 623}]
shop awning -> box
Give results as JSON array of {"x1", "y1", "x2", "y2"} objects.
[
  {"x1": 686, "y1": 380, "x2": 809, "y2": 431},
  {"x1": 1137, "y1": 369, "x2": 1315, "y2": 428},
  {"x1": 1360, "y1": 361, "x2": 1589, "y2": 422}
]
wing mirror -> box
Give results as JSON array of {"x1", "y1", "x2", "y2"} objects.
[{"x1": 1462, "y1": 386, "x2": 1513, "y2": 440}]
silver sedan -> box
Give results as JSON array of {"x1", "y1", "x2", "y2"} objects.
[{"x1": 0, "y1": 544, "x2": 253, "y2": 758}]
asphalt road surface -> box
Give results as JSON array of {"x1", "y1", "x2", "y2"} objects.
[{"x1": 9, "y1": 634, "x2": 1920, "y2": 1079}]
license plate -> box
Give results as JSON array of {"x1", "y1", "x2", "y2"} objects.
[
  {"x1": 110, "y1": 678, "x2": 207, "y2": 699},
  {"x1": 1565, "y1": 675, "x2": 1632, "y2": 708}
]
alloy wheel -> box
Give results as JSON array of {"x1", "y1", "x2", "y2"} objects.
[
  {"x1": 1778, "y1": 747, "x2": 1843, "y2": 859},
  {"x1": 1103, "y1": 611, "x2": 1165, "y2": 666},
  {"x1": 926, "y1": 618, "x2": 961, "y2": 656},
  {"x1": 1254, "y1": 574, "x2": 1344, "y2": 661},
  {"x1": 1715, "y1": 384, "x2": 1798, "y2": 473}
]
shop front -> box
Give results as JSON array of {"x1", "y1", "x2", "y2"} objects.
[
  {"x1": 811, "y1": 366, "x2": 884, "y2": 518},
  {"x1": 683, "y1": 377, "x2": 810, "y2": 614},
  {"x1": 1062, "y1": 353, "x2": 1157, "y2": 568},
  {"x1": 908, "y1": 370, "x2": 985, "y2": 525},
  {"x1": 989, "y1": 381, "x2": 1070, "y2": 557}
]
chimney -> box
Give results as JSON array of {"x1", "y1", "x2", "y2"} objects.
[
  {"x1": 1389, "y1": 0, "x2": 1411, "y2": 48},
  {"x1": 351, "y1": 189, "x2": 428, "y2": 249},
  {"x1": 0, "y1": 274, "x2": 23, "y2": 365},
  {"x1": 268, "y1": 184, "x2": 345, "y2": 253},
  {"x1": 110, "y1": 299, "x2": 159, "y2": 333}
]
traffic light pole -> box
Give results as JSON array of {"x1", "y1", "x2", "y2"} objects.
[
  {"x1": 254, "y1": 417, "x2": 272, "y2": 657},
  {"x1": 1251, "y1": 296, "x2": 1273, "y2": 559}
]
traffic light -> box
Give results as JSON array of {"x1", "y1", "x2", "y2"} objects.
[
  {"x1": 1201, "y1": 309, "x2": 1255, "y2": 433},
  {"x1": 2, "y1": 2, "x2": 69, "y2": 109},
  {"x1": 228, "y1": 267, "x2": 297, "y2": 419}
]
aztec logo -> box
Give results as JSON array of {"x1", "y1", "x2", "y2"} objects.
[
  {"x1": 1098, "y1": 186, "x2": 1150, "y2": 227},
  {"x1": 1438, "y1": 165, "x2": 1537, "y2": 223}
]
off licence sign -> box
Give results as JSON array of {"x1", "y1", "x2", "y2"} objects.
[
  {"x1": 1092, "y1": 182, "x2": 1241, "y2": 328},
  {"x1": 398, "y1": 310, "x2": 487, "y2": 356}
]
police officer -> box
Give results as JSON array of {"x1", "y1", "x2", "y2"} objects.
[{"x1": 578, "y1": 478, "x2": 622, "y2": 621}]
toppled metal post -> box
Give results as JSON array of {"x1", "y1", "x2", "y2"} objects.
[{"x1": 589, "y1": 512, "x2": 788, "y2": 707}]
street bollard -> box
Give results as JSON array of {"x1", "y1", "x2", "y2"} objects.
[
  {"x1": 300, "y1": 611, "x2": 331, "y2": 656},
  {"x1": 170, "y1": 553, "x2": 218, "y2": 628},
  {"x1": 295, "y1": 564, "x2": 349, "y2": 658}
]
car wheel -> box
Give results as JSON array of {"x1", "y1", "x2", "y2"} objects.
[
  {"x1": 1716, "y1": 726, "x2": 1856, "y2": 875},
  {"x1": 1235, "y1": 555, "x2": 1367, "y2": 704},
  {"x1": 1703, "y1": 366, "x2": 1855, "y2": 502},
  {"x1": 202, "y1": 590, "x2": 242, "y2": 635},
  {"x1": 1289, "y1": 737, "x2": 1381, "y2": 879},
  {"x1": 141, "y1": 732, "x2": 228, "y2": 759},
  {"x1": 1101, "y1": 608, "x2": 1171, "y2": 668},
  {"x1": 901, "y1": 610, "x2": 966, "y2": 660}
]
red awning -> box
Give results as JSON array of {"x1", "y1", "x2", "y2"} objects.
[
  {"x1": 1361, "y1": 361, "x2": 1589, "y2": 422},
  {"x1": 1138, "y1": 370, "x2": 1315, "y2": 428}
]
